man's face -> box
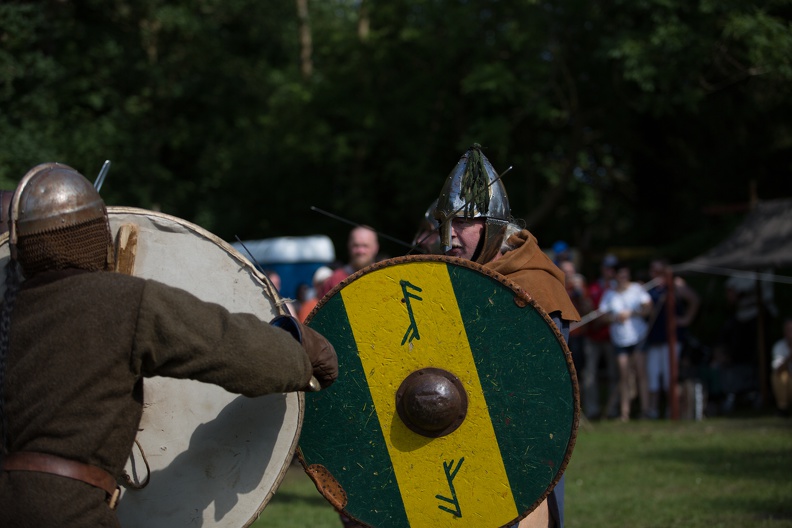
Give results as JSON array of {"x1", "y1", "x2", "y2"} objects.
[
  {"x1": 649, "y1": 260, "x2": 668, "y2": 283},
  {"x1": 446, "y1": 218, "x2": 484, "y2": 260},
  {"x1": 560, "y1": 261, "x2": 576, "y2": 280},
  {"x1": 616, "y1": 267, "x2": 631, "y2": 286},
  {"x1": 348, "y1": 228, "x2": 379, "y2": 271}
]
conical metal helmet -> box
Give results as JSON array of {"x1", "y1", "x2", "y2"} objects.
[
  {"x1": 411, "y1": 199, "x2": 442, "y2": 255},
  {"x1": 433, "y1": 144, "x2": 511, "y2": 264},
  {"x1": 10, "y1": 162, "x2": 113, "y2": 276}
]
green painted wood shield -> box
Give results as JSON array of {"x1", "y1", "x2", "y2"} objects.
[{"x1": 299, "y1": 255, "x2": 579, "y2": 528}]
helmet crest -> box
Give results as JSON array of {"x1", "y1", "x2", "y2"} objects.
[{"x1": 460, "y1": 144, "x2": 491, "y2": 218}]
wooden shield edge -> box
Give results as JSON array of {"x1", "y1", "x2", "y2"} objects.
[{"x1": 301, "y1": 254, "x2": 581, "y2": 527}]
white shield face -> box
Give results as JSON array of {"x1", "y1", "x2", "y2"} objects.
[{"x1": 107, "y1": 208, "x2": 303, "y2": 528}]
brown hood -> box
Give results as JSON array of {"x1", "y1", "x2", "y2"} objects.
[{"x1": 484, "y1": 229, "x2": 580, "y2": 322}]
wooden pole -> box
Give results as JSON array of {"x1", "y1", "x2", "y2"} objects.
[
  {"x1": 666, "y1": 268, "x2": 679, "y2": 420},
  {"x1": 755, "y1": 277, "x2": 768, "y2": 408},
  {"x1": 296, "y1": 0, "x2": 313, "y2": 79}
]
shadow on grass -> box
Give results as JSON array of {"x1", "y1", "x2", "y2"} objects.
[
  {"x1": 703, "y1": 495, "x2": 792, "y2": 523},
  {"x1": 643, "y1": 420, "x2": 792, "y2": 521},
  {"x1": 651, "y1": 446, "x2": 791, "y2": 480}
]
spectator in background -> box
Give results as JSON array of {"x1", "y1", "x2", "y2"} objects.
[
  {"x1": 771, "y1": 317, "x2": 792, "y2": 417},
  {"x1": 263, "y1": 269, "x2": 297, "y2": 317},
  {"x1": 318, "y1": 226, "x2": 379, "y2": 297},
  {"x1": 552, "y1": 240, "x2": 572, "y2": 265},
  {"x1": 294, "y1": 283, "x2": 312, "y2": 318},
  {"x1": 642, "y1": 258, "x2": 700, "y2": 419},
  {"x1": 582, "y1": 254, "x2": 620, "y2": 420},
  {"x1": 297, "y1": 266, "x2": 333, "y2": 323},
  {"x1": 717, "y1": 272, "x2": 778, "y2": 412},
  {"x1": 722, "y1": 273, "x2": 778, "y2": 366},
  {"x1": 559, "y1": 260, "x2": 591, "y2": 377},
  {"x1": 599, "y1": 265, "x2": 652, "y2": 422}
]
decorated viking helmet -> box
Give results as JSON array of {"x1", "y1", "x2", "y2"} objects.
[
  {"x1": 433, "y1": 144, "x2": 511, "y2": 264},
  {"x1": 10, "y1": 162, "x2": 114, "y2": 277}
]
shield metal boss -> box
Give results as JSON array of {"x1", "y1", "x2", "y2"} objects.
[
  {"x1": 0, "y1": 207, "x2": 303, "y2": 528},
  {"x1": 299, "y1": 255, "x2": 579, "y2": 528}
]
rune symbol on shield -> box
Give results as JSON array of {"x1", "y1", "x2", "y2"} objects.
[{"x1": 400, "y1": 280, "x2": 423, "y2": 345}]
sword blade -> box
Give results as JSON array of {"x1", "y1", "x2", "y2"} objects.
[{"x1": 94, "y1": 160, "x2": 111, "y2": 192}]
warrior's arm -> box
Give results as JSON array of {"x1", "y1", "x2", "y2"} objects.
[{"x1": 131, "y1": 279, "x2": 313, "y2": 396}]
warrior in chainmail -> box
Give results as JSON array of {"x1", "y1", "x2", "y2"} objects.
[{"x1": 0, "y1": 163, "x2": 338, "y2": 527}]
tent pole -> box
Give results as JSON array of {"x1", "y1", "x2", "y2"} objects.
[
  {"x1": 666, "y1": 268, "x2": 679, "y2": 420},
  {"x1": 755, "y1": 278, "x2": 768, "y2": 408}
]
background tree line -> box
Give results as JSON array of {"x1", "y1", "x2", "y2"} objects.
[{"x1": 1, "y1": 0, "x2": 791, "y2": 280}]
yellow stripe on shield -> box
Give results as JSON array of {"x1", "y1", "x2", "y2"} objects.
[{"x1": 341, "y1": 261, "x2": 518, "y2": 527}]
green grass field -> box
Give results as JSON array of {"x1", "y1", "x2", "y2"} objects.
[{"x1": 253, "y1": 416, "x2": 792, "y2": 528}]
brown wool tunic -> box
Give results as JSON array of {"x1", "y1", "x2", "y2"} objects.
[
  {"x1": 0, "y1": 269, "x2": 313, "y2": 527},
  {"x1": 484, "y1": 229, "x2": 580, "y2": 322}
]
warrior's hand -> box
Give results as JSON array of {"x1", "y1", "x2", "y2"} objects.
[
  {"x1": 271, "y1": 315, "x2": 339, "y2": 390},
  {"x1": 299, "y1": 323, "x2": 339, "y2": 389}
]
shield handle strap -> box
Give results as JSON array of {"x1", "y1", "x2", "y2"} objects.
[
  {"x1": 112, "y1": 224, "x2": 153, "y2": 493},
  {"x1": 305, "y1": 463, "x2": 348, "y2": 511},
  {"x1": 114, "y1": 224, "x2": 139, "y2": 275}
]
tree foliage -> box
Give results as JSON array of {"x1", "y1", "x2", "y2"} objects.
[{"x1": 1, "y1": 0, "x2": 791, "y2": 266}]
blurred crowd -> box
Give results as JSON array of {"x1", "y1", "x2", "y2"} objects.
[
  {"x1": 551, "y1": 245, "x2": 790, "y2": 421},
  {"x1": 269, "y1": 226, "x2": 791, "y2": 422}
]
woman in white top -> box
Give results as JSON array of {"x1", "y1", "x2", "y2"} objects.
[{"x1": 599, "y1": 266, "x2": 653, "y2": 421}]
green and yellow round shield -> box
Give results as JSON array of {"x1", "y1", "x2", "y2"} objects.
[{"x1": 299, "y1": 255, "x2": 579, "y2": 528}]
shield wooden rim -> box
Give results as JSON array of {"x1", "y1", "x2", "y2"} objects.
[
  {"x1": 300, "y1": 254, "x2": 580, "y2": 528},
  {"x1": 108, "y1": 207, "x2": 304, "y2": 528}
]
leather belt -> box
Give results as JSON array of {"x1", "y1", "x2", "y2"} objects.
[{"x1": 3, "y1": 451, "x2": 121, "y2": 508}]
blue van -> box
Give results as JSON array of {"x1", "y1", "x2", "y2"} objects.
[{"x1": 231, "y1": 235, "x2": 336, "y2": 300}]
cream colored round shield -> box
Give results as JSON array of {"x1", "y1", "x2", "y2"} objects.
[
  {"x1": 0, "y1": 207, "x2": 303, "y2": 527},
  {"x1": 108, "y1": 207, "x2": 302, "y2": 527}
]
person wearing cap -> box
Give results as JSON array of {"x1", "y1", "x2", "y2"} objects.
[
  {"x1": 432, "y1": 145, "x2": 580, "y2": 528},
  {"x1": 297, "y1": 265, "x2": 334, "y2": 322},
  {"x1": 552, "y1": 240, "x2": 571, "y2": 266},
  {"x1": 0, "y1": 163, "x2": 339, "y2": 527}
]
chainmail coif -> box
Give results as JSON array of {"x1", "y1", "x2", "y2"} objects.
[{"x1": 16, "y1": 217, "x2": 113, "y2": 277}]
